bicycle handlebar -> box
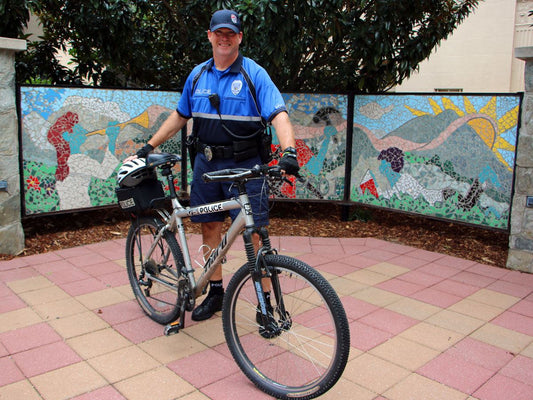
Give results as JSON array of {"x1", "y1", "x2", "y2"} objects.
[{"x1": 202, "y1": 164, "x2": 289, "y2": 183}]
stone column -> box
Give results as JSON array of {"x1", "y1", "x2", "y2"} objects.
[
  {"x1": 509, "y1": 47, "x2": 533, "y2": 272},
  {"x1": 0, "y1": 37, "x2": 26, "y2": 255}
]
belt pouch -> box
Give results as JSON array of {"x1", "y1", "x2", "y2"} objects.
[{"x1": 233, "y1": 140, "x2": 258, "y2": 162}]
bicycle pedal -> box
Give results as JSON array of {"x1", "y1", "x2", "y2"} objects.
[{"x1": 164, "y1": 320, "x2": 182, "y2": 336}]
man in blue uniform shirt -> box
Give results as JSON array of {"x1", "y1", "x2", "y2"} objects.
[{"x1": 132, "y1": 9, "x2": 299, "y2": 321}]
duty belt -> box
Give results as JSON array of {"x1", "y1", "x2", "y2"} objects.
[{"x1": 196, "y1": 142, "x2": 234, "y2": 161}]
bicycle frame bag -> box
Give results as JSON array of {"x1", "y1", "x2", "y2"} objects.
[{"x1": 115, "y1": 178, "x2": 165, "y2": 214}]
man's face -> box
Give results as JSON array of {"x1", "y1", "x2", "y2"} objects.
[{"x1": 208, "y1": 28, "x2": 242, "y2": 58}]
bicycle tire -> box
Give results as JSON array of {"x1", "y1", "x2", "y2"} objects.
[
  {"x1": 125, "y1": 215, "x2": 184, "y2": 324},
  {"x1": 222, "y1": 254, "x2": 350, "y2": 399}
]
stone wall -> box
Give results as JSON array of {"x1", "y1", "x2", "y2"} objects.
[
  {"x1": 509, "y1": 47, "x2": 533, "y2": 272},
  {"x1": 0, "y1": 38, "x2": 26, "y2": 255}
]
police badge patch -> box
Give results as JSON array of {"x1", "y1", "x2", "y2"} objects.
[{"x1": 231, "y1": 80, "x2": 243, "y2": 96}]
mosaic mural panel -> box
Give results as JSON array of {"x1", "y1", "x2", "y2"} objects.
[
  {"x1": 20, "y1": 86, "x2": 181, "y2": 214},
  {"x1": 270, "y1": 93, "x2": 348, "y2": 201},
  {"x1": 350, "y1": 94, "x2": 520, "y2": 229}
]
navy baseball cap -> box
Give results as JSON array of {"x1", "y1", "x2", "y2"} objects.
[{"x1": 210, "y1": 10, "x2": 241, "y2": 33}]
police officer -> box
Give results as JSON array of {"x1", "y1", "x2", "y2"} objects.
[{"x1": 132, "y1": 9, "x2": 299, "y2": 321}]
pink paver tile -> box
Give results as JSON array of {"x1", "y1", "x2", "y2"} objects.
[
  {"x1": 432, "y1": 279, "x2": 479, "y2": 298},
  {"x1": 81, "y1": 261, "x2": 124, "y2": 277},
  {"x1": 364, "y1": 238, "x2": 413, "y2": 254},
  {"x1": 417, "y1": 262, "x2": 461, "y2": 279},
  {"x1": 0, "y1": 267, "x2": 39, "y2": 283},
  {"x1": 33, "y1": 259, "x2": 76, "y2": 275},
  {"x1": 339, "y1": 237, "x2": 368, "y2": 254},
  {"x1": 314, "y1": 261, "x2": 356, "y2": 277},
  {"x1": 46, "y1": 266, "x2": 92, "y2": 286},
  {"x1": 60, "y1": 277, "x2": 108, "y2": 296},
  {"x1": 98, "y1": 300, "x2": 145, "y2": 325},
  {"x1": 466, "y1": 263, "x2": 509, "y2": 279},
  {"x1": 358, "y1": 248, "x2": 397, "y2": 262},
  {"x1": 168, "y1": 348, "x2": 240, "y2": 388},
  {"x1": 0, "y1": 257, "x2": 29, "y2": 271},
  {"x1": 0, "y1": 356, "x2": 24, "y2": 386},
  {"x1": 501, "y1": 269, "x2": 533, "y2": 287},
  {"x1": 398, "y1": 270, "x2": 444, "y2": 287},
  {"x1": 410, "y1": 287, "x2": 462, "y2": 308},
  {"x1": 433, "y1": 255, "x2": 477, "y2": 270},
  {"x1": 0, "y1": 342, "x2": 7, "y2": 357},
  {"x1": 474, "y1": 374, "x2": 533, "y2": 400},
  {"x1": 17, "y1": 251, "x2": 62, "y2": 266},
  {"x1": 349, "y1": 321, "x2": 392, "y2": 351},
  {"x1": 83, "y1": 242, "x2": 125, "y2": 261},
  {"x1": 487, "y1": 280, "x2": 533, "y2": 298},
  {"x1": 492, "y1": 311, "x2": 533, "y2": 336},
  {"x1": 71, "y1": 385, "x2": 127, "y2": 400},
  {"x1": 201, "y1": 369, "x2": 273, "y2": 400},
  {"x1": 310, "y1": 245, "x2": 347, "y2": 261},
  {"x1": 310, "y1": 237, "x2": 341, "y2": 246},
  {"x1": 0, "y1": 293, "x2": 27, "y2": 313},
  {"x1": 384, "y1": 254, "x2": 430, "y2": 270},
  {"x1": 114, "y1": 317, "x2": 164, "y2": 344},
  {"x1": 340, "y1": 296, "x2": 380, "y2": 321},
  {"x1": 450, "y1": 271, "x2": 496, "y2": 288},
  {"x1": 405, "y1": 248, "x2": 445, "y2": 262},
  {"x1": 0, "y1": 322, "x2": 61, "y2": 354},
  {"x1": 509, "y1": 299, "x2": 533, "y2": 318},
  {"x1": 278, "y1": 236, "x2": 311, "y2": 252},
  {"x1": 500, "y1": 355, "x2": 533, "y2": 385},
  {"x1": 12, "y1": 341, "x2": 81, "y2": 377},
  {"x1": 97, "y1": 271, "x2": 129, "y2": 287},
  {"x1": 65, "y1": 253, "x2": 111, "y2": 268},
  {"x1": 53, "y1": 246, "x2": 95, "y2": 259},
  {"x1": 376, "y1": 278, "x2": 425, "y2": 296},
  {"x1": 358, "y1": 308, "x2": 418, "y2": 335},
  {"x1": 418, "y1": 352, "x2": 494, "y2": 394},
  {"x1": 0, "y1": 281, "x2": 12, "y2": 297},
  {"x1": 446, "y1": 337, "x2": 514, "y2": 371},
  {"x1": 297, "y1": 253, "x2": 336, "y2": 268},
  {"x1": 338, "y1": 253, "x2": 379, "y2": 268}
]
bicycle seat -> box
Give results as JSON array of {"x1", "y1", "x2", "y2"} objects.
[{"x1": 146, "y1": 152, "x2": 181, "y2": 168}]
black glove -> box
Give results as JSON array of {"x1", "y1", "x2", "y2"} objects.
[
  {"x1": 136, "y1": 143, "x2": 154, "y2": 159},
  {"x1": 278, "y1": 147, "x2": 299, "y2": 176}
]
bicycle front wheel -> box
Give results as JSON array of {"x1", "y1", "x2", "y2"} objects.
[
  {"x1": 125, "y1": 215, "x2": 184, "y2": 324},
  {"x1": 222, "y1": 254, "x2": 350, "y2": 399}
]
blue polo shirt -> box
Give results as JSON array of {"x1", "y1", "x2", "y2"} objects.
[{"x1": 177, "y1": 54, "x2": 286, "y2": 145}]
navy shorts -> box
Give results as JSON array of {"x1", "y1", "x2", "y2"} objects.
[{"x1": 189, "y1": 153, "x2": 270, "y2": 227}]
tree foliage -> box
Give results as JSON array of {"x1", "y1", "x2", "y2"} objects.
[{"x1": 12, "y1": 0, "x2": 480, "y2": 92}]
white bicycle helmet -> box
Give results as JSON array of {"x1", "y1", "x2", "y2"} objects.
[{"x1": 117, "y1": 158, "x2": 157, "y2": 187}]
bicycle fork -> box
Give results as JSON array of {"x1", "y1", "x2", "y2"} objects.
[{"x1": 246, "y1": 227, "x2": 291, "y2": 338}]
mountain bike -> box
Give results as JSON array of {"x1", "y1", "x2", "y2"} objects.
[{"x1": 117, "y1": 152, "x2": 350, "y2": 400}]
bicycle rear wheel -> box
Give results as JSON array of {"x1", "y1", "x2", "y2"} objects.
[
  {"x1": 126, "y1": 215, "x2": 184, "y2": 324},
  {"x1": 222, "y1": 254, "x2": 350, "y2": 399}
]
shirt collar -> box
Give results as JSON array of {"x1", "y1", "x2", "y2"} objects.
[{"x1": 206, "y1": 53, "x2": 243, "y2": 74}]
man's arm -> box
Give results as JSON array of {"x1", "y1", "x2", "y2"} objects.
[{"x1": 271, "y1": 111, "x2": 296, "y2": 150}]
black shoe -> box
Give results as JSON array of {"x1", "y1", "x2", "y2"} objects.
[{"x1": 191, "y1": 293, "x2": 224, "y2": 321}]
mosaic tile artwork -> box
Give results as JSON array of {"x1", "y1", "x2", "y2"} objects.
[
  {"x1": 351, "y1": 95, "x2": 520, "y2": 229},
  {"x1": 20, "y1": 86, "x2": 182, "y2": 214},
  {"x1": 269, "y1": 93, "x2": 348, "y2": 201},
  {"x1": 19, "y1": 87, "x2": 519, "y2": 230}
]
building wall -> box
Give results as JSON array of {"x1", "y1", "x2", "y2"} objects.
[{"x1": 395, "y1": 0, "x2": 528, "y2": 93}]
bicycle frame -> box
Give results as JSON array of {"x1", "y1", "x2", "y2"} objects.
[{"x1": 150, "y1": 188, "x2": 256, "y2": 299}]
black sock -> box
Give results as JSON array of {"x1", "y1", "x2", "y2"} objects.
[{"x1": 209, "y1": 280, "x2": 224, "y2": 296}]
